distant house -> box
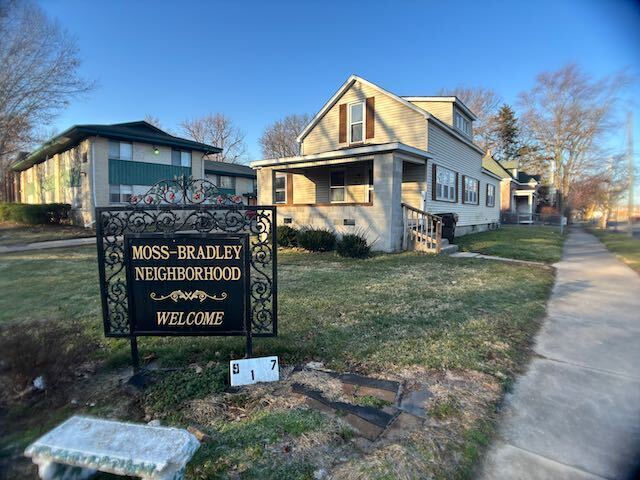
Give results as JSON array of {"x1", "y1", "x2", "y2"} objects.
[
  {"x1": 203, "y1": 160, "x2": 257, "y2": 204},
  {"x1": 251, "y1": 75, "x2": 502, "y2": 252},
  {"x1": 482, "y1": 153, "x2": 540, "y2": 223},
  {"x1": 11, "y1": 121, "x2": 256, "y2": 225}
]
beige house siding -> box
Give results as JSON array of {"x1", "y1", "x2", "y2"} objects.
[
  {"x1": 401, "y1": 162, "x2": 426, "y2": 209},
  {"x1": 408, "y1": 100, "x2": 453, "y2": 126},
  {"x1": 425, "y1": 122, "x2": 500, "y2": 228},
  {"x1": 302, "y1": 80, "x2": 427, "y2": 155}
]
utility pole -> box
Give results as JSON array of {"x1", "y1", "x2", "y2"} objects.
[{"x1": 628, "y1": 112, "x2": 634, "y2": 237}]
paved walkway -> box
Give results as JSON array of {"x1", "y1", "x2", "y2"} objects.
[
  {"x1": 0, "y1": 236, "x2": 95, "y2": 254},
  {"x1": 479, "y1": 228, "x2": 640, "y2": 480}
]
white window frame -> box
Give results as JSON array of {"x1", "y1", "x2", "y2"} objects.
[
  {"x1": 486, "y1": 183, "x2": 496, "y2": 207},
  {"x1": 330, "y1": 169, "x2": 346, "y2": 203},
  {"x1": 435, "y1": 165, "x2": 457, "y2": 202},
  {"x1": 172, "y1": 149, "x2": 192, "y2": 167},
  {"x1": 274, "y1": 173, "x2": 287, "y2": 204},
  {"x1": 464, "y1": 176, "x2": 479, "y2": 205},
  {"x1": 454, "y1": 111, "x2": 471, "y2": 137},
  {"x1": 109, "y1": 141, "x2": 133, "y2": 161},
  {"x1": 348, "y1": 101, "x2": 365, "y2": 144}
]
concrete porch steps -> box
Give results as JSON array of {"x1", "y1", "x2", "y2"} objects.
[{"x1": 439, "y1": 238, "x2": 459, "y2": 255}]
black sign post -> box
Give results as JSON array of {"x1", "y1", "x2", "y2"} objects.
[{"x1": 95, "y1": 177, "x2": 276, "y2": 374}]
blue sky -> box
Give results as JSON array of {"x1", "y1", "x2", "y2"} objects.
[{"x1": 39, "y1": 0, "x2": 640, "y2": 162}]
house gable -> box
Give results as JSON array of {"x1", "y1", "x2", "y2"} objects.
[{"x1": 299, "y1": 76, "x2": 428, "y2": 155}]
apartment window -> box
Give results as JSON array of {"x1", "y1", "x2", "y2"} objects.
[
  {"x1": 171, "y1": 149, "x2": 191, "y2": 167},
  {"x1": 330, "y1": 170, "x2": 346, "y2": 202},
  {"x1": 454, "y1": 112, "x2": 471, "y2": 136},
  {"x1": 486, "y1": 184, "x2": 496, "y2": 207},
  {"x1": 463, "y1": 176, "x2": 479, "y2": 204},
  {"x1": 109, "y1": 141, "x2": 133, "y2": 160},
  {"x1": 349, "y1": 101, "x2": 364, "y2": 143},
  {"x1": 435, "y1": 165, "x2": 457, "y2": 202},
  {"x1": 274, "y1": 173, "x2": 286, "y2": 204},
  {"x1": 109, "y1": 184, "x2": 133, "y2": 203},
  {"x1": 219, "y1": 175, "x2": 236, "y2": 190},
  {"x1": 367, "y1": 167, "x2": 374, "y2": 203}
]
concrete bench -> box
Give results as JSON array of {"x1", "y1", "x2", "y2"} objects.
[{"x1": 24, "y1": 416, "x2": 200, "y2": 480}]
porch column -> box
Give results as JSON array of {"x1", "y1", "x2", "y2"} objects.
[
  {"x1": 256, "y1": 168, "x2": 272, "y2": 205},
  {"x1": 528, "y1": 193, "x2": 533, "y2": 214},
  {"x1": 373, "y1": 153, "x2": 403, "y2": 252}
]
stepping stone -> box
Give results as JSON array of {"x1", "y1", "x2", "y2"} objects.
[
  {"x1": 398, "y1": 388, "x2": 432, "y2": 418},
  {"x1": 24, "y1": 415, "x2": 200, "y2": 479}
]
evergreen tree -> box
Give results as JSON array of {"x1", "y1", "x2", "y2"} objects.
[{"x1": 494, "y1": 104, "x2": 520, "y2": 161}]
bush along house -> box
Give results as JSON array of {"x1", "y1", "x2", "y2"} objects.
[
  {"x1": 11, "y1": 121, "x2": 256, "y2": 226},
  {"x1": 251, "y1": 75, "x2": 502, "y2": 253}
]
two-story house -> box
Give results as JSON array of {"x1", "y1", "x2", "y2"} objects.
[
  {"x1": 12, "y1": 121, "x2": 257, "y2": 225},
  {"x1": 251, "y1": 75, "x2": 501, "y2": 252}
]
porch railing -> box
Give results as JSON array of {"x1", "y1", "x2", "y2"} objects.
[{"x1": 401, "y1": 203, "x2": 442, "y2": 253}]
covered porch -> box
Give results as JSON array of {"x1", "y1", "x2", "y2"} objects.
[
  {"x1": 252, "y1": 143, "x2": 434, "y2": 252},
  {"x1": 513, "y1": 189, "x2": 538, "y2": 223}
]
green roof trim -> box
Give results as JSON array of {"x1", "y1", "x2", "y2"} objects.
[
  {"x1": 204, "y1": 169, "x2": 256, "y2": 179},
  {"x1": 12, "y1": 121, "x2": 221, "y2": 172}
]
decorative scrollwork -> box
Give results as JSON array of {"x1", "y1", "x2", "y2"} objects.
[
  {"x1": 129, "y1": 176, "x2": 244, "y2": 206},
  {"x1": 150, "y1": 290, "x2": 227, "y2": 303},
  {"x1": 96, "y1": 194, "x2": 276, "y2": 338}
]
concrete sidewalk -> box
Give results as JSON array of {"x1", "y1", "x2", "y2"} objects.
[
  {"x1": 479, "y1": 229, "x2": 640, "y2": 480},
  {"x1": 0, "y1": 236, "x2": 96, "y2": 254}
]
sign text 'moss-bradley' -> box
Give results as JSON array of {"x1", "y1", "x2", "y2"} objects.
[{"x1": 125, "y1": 234, "x2": 250, "y2": 336}]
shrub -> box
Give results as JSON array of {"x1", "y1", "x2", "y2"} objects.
[
  {"x1": 0, "y1": 202, "x2": 71, "y2": 225},
  {"x1": 297, "y1": 228, "x2": 336, "y2": 252},
  {"x1": 336, "y1": 232, "x2": 371, "y2": 258},
  {"x1": 0, "y1": 319, "x2": 95, "y2": 400},
  {"x1": 276, "y1": 225, "x2": 298, "y2": 247}
]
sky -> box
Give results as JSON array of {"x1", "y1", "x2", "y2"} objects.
[{"x1": 39, "y1": 0, "x2": 640, "y2": 165}]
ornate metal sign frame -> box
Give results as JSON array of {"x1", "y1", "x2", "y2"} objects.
[{"x1": 95, "y1": 177, "x2": 277, "y2": 366}]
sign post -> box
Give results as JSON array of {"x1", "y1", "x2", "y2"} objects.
[{"x1": 95, "y1": 177, "x2": 276, "y2": 374}]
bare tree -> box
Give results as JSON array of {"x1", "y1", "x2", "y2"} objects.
[
  {"x1": 518, "y1": 64, "x2": 628, "y2": 211},
  {"x1": 0, "y1": 0, "x2": 94, "y2": 200},
  {"x1": 259, "y1": 113, "x2": 311, "y2": 158},
  {"x1": 143, "y1": 114, "x2": 163, "y2": 129},
  {"x1": 180, "y1": 114, "x2": 248, "y2": 163},
  {"x1": 438, "y1": 86, "x2": 501, "y2": 152}
]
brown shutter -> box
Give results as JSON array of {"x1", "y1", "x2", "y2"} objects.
[
  {"x1": 286, "y1": 173, "x2": 293, "y2": 205},
  {"x1": 432, "y1": 163, "x2": 437, "y2": 201},
  {"x1": 365, "y1": 97, "x2": 375, "y2": 139},
  {"x1": 456, "y1": 173, "x2": 460, "y2": 202},
  {"x1": 486, "y1": 183, "x2": 489, "y2": 206},
  {"x1": 338, "y1": 104, "x2": 347, "y2": 143},
  {"x1": 477, "y1": 181, "x2": 481, "y2": 205}
]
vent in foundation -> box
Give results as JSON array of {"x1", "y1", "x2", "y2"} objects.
[
  {"x1": 283, "y1": 217, "x2": 292, "y2": 224},
  {"x1": 343, "y1": 219, "x2": 356, "y2": 226}
]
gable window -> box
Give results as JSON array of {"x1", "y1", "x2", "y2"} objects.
[
  {"x1": 463, "y1": 176, "x2": 479, "y2": 204},
  {"x1": 435, "y1": 165, "x2": 457, "y2": 202},
  {"x1": 454, "y1": 112, "x2": 471, "y2": 136},
  {"x1": 109, "y1": 184, "x2": 132, "y2": 203},
  {"x1": 109, "y1": 141, "x2": 133, "y2": 160},
  {"x1": 330, "y1": 170, "x2": 346, "y2": 202},
  {"x1": 171, "y1": 149, "x2": 191, "y2": 167},
  {"x1": 274, "y1": 173, "x2": 287, "y2": 204},
  {"x1": 349, "y1": 102, "x2": 364, "y2": 143},
  {"x1": 486, "y1": 183, "x2": 496, "y2": 207}
]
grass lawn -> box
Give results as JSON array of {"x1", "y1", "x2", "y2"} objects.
[
  {"x1": 0, "y1": 222, "x2": 94, "y2": 247},
  {"x1": 453, "y1": 225, "x2": 566, "y2": 263},
  {"x1": 589, "y1": 228, "x2": 640, "y2": 273},
  {"x1": 0, "y1": 246, "x2": 555, "y2": 479}
]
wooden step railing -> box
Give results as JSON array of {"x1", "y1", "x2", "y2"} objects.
[{"x1": 401, "y1": 203, "x2": 442, "y2": 253}]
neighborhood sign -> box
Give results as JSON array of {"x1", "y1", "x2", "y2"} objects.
[
  {"x1": 95, "y1": 177, "x2": 277, "y2": 371},
  {"x1": 124, "y1": 233, "x2": 250, "y2": 336}
]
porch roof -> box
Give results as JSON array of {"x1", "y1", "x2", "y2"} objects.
[{"x1": 250, "y1": 142, "x2": 431, "y2": 170}]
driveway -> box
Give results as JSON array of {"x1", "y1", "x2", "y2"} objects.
[{"x1": 479, "y1": 228, "x2": 640, "y2": 479}]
